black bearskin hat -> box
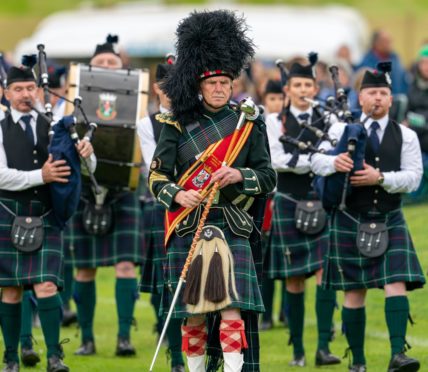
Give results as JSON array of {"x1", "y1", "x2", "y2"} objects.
[
  {"x1": 360, "y1": 61, "x2": 392, "y2": 90},
  {"x1": 288, "y1": 52, "x2": 318, "y2": 80},
  {"x1": 161, "y1": 10, "x2": 255, "y2": 125}
]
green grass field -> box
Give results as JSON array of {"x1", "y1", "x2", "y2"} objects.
[{"x1": 3, "y1": 203, "x2": 426, "y2": 371}]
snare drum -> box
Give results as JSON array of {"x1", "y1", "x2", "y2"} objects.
[{"x1": 65, "y1": 63, "x2": 149, "y2": 191}]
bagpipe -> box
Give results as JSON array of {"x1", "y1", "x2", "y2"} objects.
[
  {"x1": 22, "y1": 46, "x2": 100, "y2": 229},
  {"x1": 275, "y1": 58, "x2": 337, "y2": 168},
  {"x1": 275, "y1": 57, "x2": 372, "y2": 210}
]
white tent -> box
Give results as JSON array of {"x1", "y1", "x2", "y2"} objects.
[{"x1": 14, "y1": 3, "x2": 369, "y2": 63}]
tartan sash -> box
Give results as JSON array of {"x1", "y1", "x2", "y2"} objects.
[{"x1": 164, "y1": 122, "x2": 254, "y2": 245}]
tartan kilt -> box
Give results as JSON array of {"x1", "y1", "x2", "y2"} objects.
[
  {"x1": 160, "y1": 207, "x2": 264, "y2": 319},
  {"x1": 139, "y1": 200, "x2": 165, "y2": 294},
  {"x1": 0, "y1": 198, "x2": 63, "y2": 289},
  {"x1": 265, "y1": 193, "x2": 328, "y2": 279},
  {"x1": 63, "y1": 190, "x2": 144, "y2": 268},
  {"x1": 324, "y1": 208, "x2": 426, "y2": 291}
]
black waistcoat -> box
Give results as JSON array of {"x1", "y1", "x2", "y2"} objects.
[
  {"x1": 0, "y1": 113, "x2": 51, "y2": 207},
  {"x1": 277, "y1": 109, "x2": 326, "y2": 197},
  {"x1": 346, "y1": 120, "x2": 402, "y2": 213},
  {"x1": 150, "y1": 112, "x2": 163, "y2": 144}
]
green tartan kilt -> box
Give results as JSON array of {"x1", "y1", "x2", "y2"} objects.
[
  {"x1": 324, "y1": 208, "x2": 426, "y2": 291},
  {"x1": 265, "y1": 193, "x2": 328, "y2": 279},
  {"x1": 0, "y1": 198, "x2": 64, "y2": 289},
  {"x1": 63, "y1": 190, "x2": 144, "y2": 268},
  {"x1": 160, "y1": 207, "x2": 264, "y2": 319},
  {"x1": 139, "y1": 200, "x2": 165, "y2": 294}
]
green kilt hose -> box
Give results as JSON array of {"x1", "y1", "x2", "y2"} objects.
[
  {"x1": 64, "y1": 190, "x2": 144, "y2": 268},
  {"x1": 266, "y1": 192, "x2": 328, "y2": 279},
  {"x1": 160, "y1": 208, "x2": 265, "y2": 319},
  {"x1": 140, "y1": 200, "x2": 165, "y2": 294},
  {"x1": 324, "y1": 208, "x2": 426, "y2": 291},
  {"x1": 0, "y1": 198, "x2": 63, "y2": 289}
]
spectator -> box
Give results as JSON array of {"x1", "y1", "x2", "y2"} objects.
[{"x1": 358, "y1": 30, "x2": 409, "y2": 95}]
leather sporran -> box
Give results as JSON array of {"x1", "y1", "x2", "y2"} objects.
[
  {"x1": 11, "y1": 216, "x2": 44, "y2": 253},
  {"x1": 295, "y1": 200, "x2": 327, "y2": 235},
  {"x1": 356, "y1": 222, "x2": 389, "y2": 258},
  {"x1": 82, "y1": 202, "x2": 113, "y2": 235}
]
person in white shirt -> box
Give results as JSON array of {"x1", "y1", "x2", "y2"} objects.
[
  {"x1": 311, "y1": 62, "x2": 425, "y2": 372},
  {"x1": 136, "y1": 59, "x2": 185, "y2": 372},
  {"x1": 0, "y1": 62, "x2": 94, "y2": 372},
  {"x1": 264, "y1": 54, "x2": 340, "y2": 367}
]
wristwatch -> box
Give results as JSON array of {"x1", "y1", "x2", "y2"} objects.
[{"x1": 377, "y1": 172, "x2": 385, "y2": 185}]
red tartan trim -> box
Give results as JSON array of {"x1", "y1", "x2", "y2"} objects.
[
  {"x1": 219, "y1": 319, "x2": 248, "y2": 352},
  {"x1": 198, "y1": 69, "x2": 232, "y2": 79},
  {"x1": 181, "y1": 323, "x2": 207, "y2": 356}
]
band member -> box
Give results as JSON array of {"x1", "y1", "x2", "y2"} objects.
[
  {"x1": 65, "y1": 35, "x2": 144, "y2": 357},
  {"x1": 259, "y1": 79, "x2": 288, "y2": 331},
  {"x1": 0, "y1": 62, "x2": 94, "y2": 372},
  {"x1": 262, "y1": 79, "x2": 284, "y2": 117},
  {"x1": 311, "y1": 62, "x2": 425, "y2": 372},
  {"x1": 264, "y1": 55, "x2": 340, "y2": 367},
  {"x1": 149, "y1": 10, "x2": 276, "y2": 372},
  {"x1": 137, "y1": 59, "x2": 185, "y2": 372}
]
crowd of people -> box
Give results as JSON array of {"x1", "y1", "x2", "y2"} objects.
[{"x1": 0, "y1": 8, "x2": 426, "y2": 372}]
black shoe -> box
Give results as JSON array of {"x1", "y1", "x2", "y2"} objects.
[
  {"x1": 388, "y1": 353, "x2": 420, "y2": 372},
  {"x1": 315, "y1": 349, "x2": 341, "y2": 366},
  {"x1": 115, "y1": 337, "x2": 136, "y2": 357},
  {"x1": 74, "y1": 340, "x2": 96, "y2": 356},
  {"x1": 61, "y1": 307, "x2": 77, "y2": 327},
  {"x1": 259, "y1": 320, "x2": 273, "y2": 331},
  {"x1": 20, "y1": 347, "x2": 40, "y2": 367},
  {"x1": 349, "y1": 365, "x2": 367, "y2": 372},
  {"x1": 46, "y1": 355, "x2": 69, "y2": 372},
  {"x1": 2, "y1": 361, "x2": 19, "y2": 372},
  {"x1": 171, "y1": 365, "x2": 185, "y2": 372},
  {"x1": 289, "y1": 356, "x2": 305, "y2": 367}
]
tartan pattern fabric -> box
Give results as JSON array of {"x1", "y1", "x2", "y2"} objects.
[
  {"x1": 63, "y1": 190, "x2": 145, "y2": 268},
  {"x1": 160, "y1": 208, "x2": 264, "y2": 319},
  {"x1": 139, "y1": 200, "x2": 166, "y2": 294},
  {"x1": 220, "y1": 319, "x2": 248, "y2": 352},
  {"x1": 265, "y1": 193, "x2": 328, "y2": 279},
  {"x1": 0, "y1": 198, "x2": 64, "y2": 288},
  {"x1": 324, "y1": 208, "x2": 426, "y2": 291},
  {"x1": 181, "y1": 322, "x2": 207, "y2": 356},
  {"x1": 177, "y1": 110, "x2": 237, "y2": 165},
  {"x1": 206, "y1": 311, "x2": 260, "y2": 372}
]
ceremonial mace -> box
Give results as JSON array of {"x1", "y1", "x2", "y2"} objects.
[{"x1": 149, "y1": 97, "x2": 258, "y2": 371}]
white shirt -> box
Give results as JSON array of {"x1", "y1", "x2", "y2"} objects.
[
  {"x1": 0, "y1": 108, "x2": 96, "y2": 191},
  {"x1": 136, "y1": 105, "x2": 168, "y2": 174},
  {"x1": 310, "y1": 114, "x2": 423, "y2": 193}
]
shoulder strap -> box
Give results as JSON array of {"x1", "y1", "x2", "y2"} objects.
[{"x1": 149, "y1": 112, "x2": 163, "y2": 143}]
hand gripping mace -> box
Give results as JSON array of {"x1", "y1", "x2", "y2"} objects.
[{"x1": 149, "y1": 97, "x2": 258, "y2": 371}]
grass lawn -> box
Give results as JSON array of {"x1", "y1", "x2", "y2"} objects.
[{"x1": 1, "y1": 203, "x2": 427, "y2": 371}]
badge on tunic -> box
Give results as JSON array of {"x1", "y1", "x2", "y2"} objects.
[
  {"x1": 150, "y1": 157, "x2": 161, "y2": 170},
  {"x1": 192, "y1": 169, "x2": 210, "y2": 188},
  {"x1": 96, "y1": 93, "x2": 117, "y2": 121}
]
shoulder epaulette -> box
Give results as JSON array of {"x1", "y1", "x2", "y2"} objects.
[{"x1": 155, "y1": 112, "x2": 182, "y2": 133}]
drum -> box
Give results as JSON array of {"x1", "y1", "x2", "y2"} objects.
[{"x1": 65, "y1": 63, "x2": 149, "y2": 191}]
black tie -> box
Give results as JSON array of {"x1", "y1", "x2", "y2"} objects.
[
  {"x1": 21, "y1": 115, "x2": 35, "y2": 146},
  {"x1": 298, "y1": 113, "x2": 310, "y2": 122},
  {"x1": 369, "y1": 121, "x2": 380, "y2": 153}
]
